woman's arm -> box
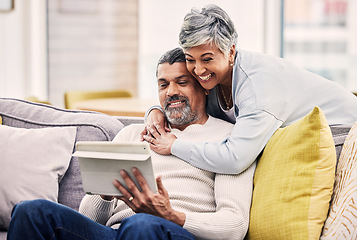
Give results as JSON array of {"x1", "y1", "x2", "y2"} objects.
[
  {"x1": 148, "y1": 110, "x2": 282, "y2": 174},
  {"x1": 183, "y1": 162, "x2": 256, "y2": 240},
  {"x1": 140, "y1": 106, "x2": 170, "y2": 141}
]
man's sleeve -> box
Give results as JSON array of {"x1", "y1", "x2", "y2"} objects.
[{"x1": 79, "y1": 195, "x2": 117, "y2": 226}]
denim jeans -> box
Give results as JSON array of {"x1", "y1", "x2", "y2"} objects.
[{"x1": 7, "y1": 199, "x2": 195, "y2": 240}]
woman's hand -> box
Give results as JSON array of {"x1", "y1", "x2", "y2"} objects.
[
  {"x1": 141, "y1": 109, "x2": 170, "y2": 141},
  {"x1": 143, "y1": 124, "x2": 177, "y2": 155},
  {"x1": 114, "y1": 168, "x2": 186, "y2": 226}
]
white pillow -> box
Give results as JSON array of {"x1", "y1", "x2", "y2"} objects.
[{"x1": 0, "y1": 125, "x2": 77, "y2": 230}]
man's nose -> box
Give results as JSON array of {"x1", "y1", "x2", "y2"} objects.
[
  {"x1": 167, "y1": 83, "x2": 179, "y2": 96},
  {"x1": 194, "y1": 62, "x2": 205, "y2": 76}
]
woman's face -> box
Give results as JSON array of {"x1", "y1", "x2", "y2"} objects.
[{"x1": 184, "y1": 43, "x2": 235, "y2": 90}]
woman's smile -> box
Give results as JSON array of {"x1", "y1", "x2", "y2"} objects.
[{"x1": 198, "y1": 73, "x2": 213, "y2": 82}]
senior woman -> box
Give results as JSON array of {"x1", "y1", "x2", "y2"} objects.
[{"x1": 143, "y1": 4, "x2": 357, "y2": 174}]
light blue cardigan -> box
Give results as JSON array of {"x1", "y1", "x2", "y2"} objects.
[{"x1": 170, "y1": 49, "x2": 357, "y2": 174}]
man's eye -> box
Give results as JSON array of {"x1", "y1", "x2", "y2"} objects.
[
  {"x1": 159, "y1": 83, "x2": 168, "y2": 89},
  {"x1": 178, "y1": 81, "x2": 188, "y2": 85}
]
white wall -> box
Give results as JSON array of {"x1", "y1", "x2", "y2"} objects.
[
  {"x1": 0, "y1": 0, "x2": 47, "y2": 100},
  {"x1": 138, "y1": 0, "x2": 279, "y2": 99}
]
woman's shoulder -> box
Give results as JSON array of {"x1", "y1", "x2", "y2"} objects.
[{"x1": 236, "y1": 49, "x2": 287, "y2": 77}]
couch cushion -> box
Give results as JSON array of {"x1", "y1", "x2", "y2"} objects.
[
  {"x1": 0, "y1": 125, "x2": 76, "y2": 230},
  {"x1": 321, "y1": 121, "x2": 357, "y2": 239},
  {"x1": 247, "y1": 107, "x2": 336, "y2": 240},
  {"x1": 0, "y1": 98, "x2": 124, "y2": 211}
]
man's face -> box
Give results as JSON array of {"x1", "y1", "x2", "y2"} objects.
[{"x1": 157, "y1": 62, "x2": 208, "y2": 128}]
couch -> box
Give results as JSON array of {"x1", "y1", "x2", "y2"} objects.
[{"x1": 0, "y1": 98, "x2": 355, "y2": 239}]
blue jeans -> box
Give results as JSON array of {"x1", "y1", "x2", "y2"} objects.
[{"x1": 7, "y1": 199, "x2": 195, "y2": 240}]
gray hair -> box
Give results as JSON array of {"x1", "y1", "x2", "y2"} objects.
[
  {"x1": 179, "y1": 4, "x2": 238, "y2": 57},
  {"x1": 156, "y1": 47, "x2": 186, "y2": 76}
]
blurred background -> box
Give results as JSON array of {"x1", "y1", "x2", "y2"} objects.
[{"x1": 0, "y1": 0, "x2": 356, "y2": 108}]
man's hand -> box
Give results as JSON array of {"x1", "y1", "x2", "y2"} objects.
[
  {"x1": 140, "y1": 109, "x2": 170, "y2": 141},
  {"x1": 113, "y1": 168, "x2": 185, "y2": 226},
  {"x1": 142, "y1": 123, "x2": 177, "y2": 155}
]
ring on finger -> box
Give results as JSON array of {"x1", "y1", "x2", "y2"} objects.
[
  {"x1": 151, "y1": 138, "x2": 154, "y2": 143},
  {"x1": 128, "y1": 196, "x2": 134, "y2": 202}
]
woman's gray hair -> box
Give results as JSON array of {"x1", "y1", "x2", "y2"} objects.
[{"x1": 179, "y1": 4, "x2": 238, "y2": 57}]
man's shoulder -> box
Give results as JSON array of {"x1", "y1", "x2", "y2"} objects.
[
  {"x1": 207, "y1": 115, "x2": 234, "y2": 128},
  {"x1": 112, "y1": 123, "x2": 144, "y2": 142},
  {"x1": 201, "y1": 116, "x2": 234, "y2": 139}
]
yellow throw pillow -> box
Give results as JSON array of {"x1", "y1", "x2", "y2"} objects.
[
  {"x1": 0, "y1": 116, "x2": 2, "y2": 125},
  {"x1": 321, "y1": 121, "x2": 357, "y2": 239},
  {"x1": 247, "y1": 107, "x2": 336, "y2": 240}
]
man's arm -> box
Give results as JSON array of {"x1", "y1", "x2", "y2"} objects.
[
  {"x1": 78, "y1": 126, "x2": 135, "y2": 225},
  {"x1": 183, "y1": 162, "x2": 256, "y2": 240},
  {"x1": 113, "y1": 168, "x2": 186, "y2": 226},
  {"x1": 79, "y1": 194, "x2": 117, "y2": 225}
]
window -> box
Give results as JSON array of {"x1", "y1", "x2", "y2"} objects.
[{"x1": 283, "y1": 0, "x2": 357, "y2": 92}]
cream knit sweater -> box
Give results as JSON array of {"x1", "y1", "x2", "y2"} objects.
[{"x1": 79, "y1": 116, "x2": 256, "y2": 240}]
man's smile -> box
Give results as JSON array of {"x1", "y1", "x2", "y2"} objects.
[{"x1": 167, "y1": 100, "x2": 186, "y2": 108}]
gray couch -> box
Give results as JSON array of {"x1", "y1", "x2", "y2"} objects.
[
  {"x1": 0, "y1": 98, "x2": 352, "y2": 239},
  {"x1": 0, "y1": 98, "x2": 144, "y2": 239}
]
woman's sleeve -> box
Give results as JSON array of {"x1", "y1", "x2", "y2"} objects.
[
  {"x1": 183, "y1": 162, "x2": 256, "y2": 240},
  {"x1": 144, "y1": 105, "x2": 163, "y2": 122},
  {"x1": 171, "y1": 110, "x2": 283, "y2": 174}
]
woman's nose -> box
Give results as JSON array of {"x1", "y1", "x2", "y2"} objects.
[{"x1": 194, "y1": 62, "x2": 205, "y2": 76}]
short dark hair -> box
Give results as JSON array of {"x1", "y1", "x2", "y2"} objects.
[{"x1": 156, "y1": 47, "x2": 186, "y2": 76}]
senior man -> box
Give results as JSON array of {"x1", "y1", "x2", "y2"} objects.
[{"x1": 7, "y1": 48, "x2": 255, "y2": 240}]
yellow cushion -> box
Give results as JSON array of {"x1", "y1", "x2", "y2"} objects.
[
  {"x1": 247, "y1": 107, "x2": 336, "y2": 240},
  {"x1": 321, "y1": 121, "x2": 357, "y2": 239},
  {"x1": 0, "y1": 116, "x2": 2, "y2": 125}
]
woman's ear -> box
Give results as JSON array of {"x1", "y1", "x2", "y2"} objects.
[{"x1": 229, "y1": 45, "x2": 236, "y2": 62}]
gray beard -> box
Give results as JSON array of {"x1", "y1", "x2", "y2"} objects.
[{"x1": 164, "y1": 97, "x2": 198, "y2": 126}]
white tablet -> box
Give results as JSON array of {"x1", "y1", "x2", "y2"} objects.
[{"x1": 73, "y1": 141, "x2": 157, "y2": 196}]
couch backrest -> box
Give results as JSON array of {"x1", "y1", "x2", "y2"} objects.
[
  {"x1": 330, "y1": 125, "x2": 352, "y2": 165},
  {"x1": 0, "y1": 98, "x2": 350, "y2": 211},
  {"x1": 0, "y1": 98, "x2": 124, "y2": 211}
]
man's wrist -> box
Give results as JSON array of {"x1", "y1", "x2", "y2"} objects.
[{"x1": 167, "y1": 210, "x2": 186, "y2": 227}]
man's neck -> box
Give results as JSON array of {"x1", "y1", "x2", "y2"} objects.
[{"x1": 170, "y1": 113, "x2": 209, "y2": 131}]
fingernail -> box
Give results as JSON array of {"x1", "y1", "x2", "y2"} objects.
[{"x1": 120, "y1": 170, "x2": 125, "y2": 176}]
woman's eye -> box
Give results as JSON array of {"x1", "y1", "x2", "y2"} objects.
[
  {"x1": 203, "y1": 58, "x2": 213, "y2": 62},
  {"x1": 186, "y1": 59, "x2": 194, "y2": 63}
]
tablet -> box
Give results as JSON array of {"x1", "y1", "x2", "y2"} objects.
[{"x1": 73, "y1": 141, "x2": 157, "y2": 196}]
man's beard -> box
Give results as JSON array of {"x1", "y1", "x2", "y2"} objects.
[{"x1": 164, "y1": 95, "x2": 198, "y2": 126}]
